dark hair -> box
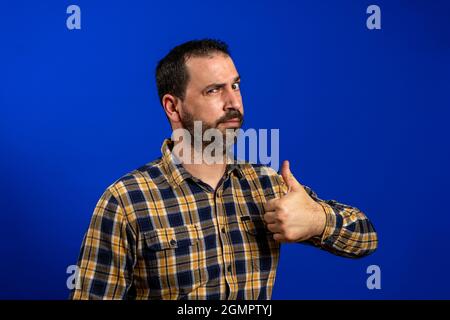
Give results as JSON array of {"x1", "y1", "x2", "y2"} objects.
[{"x1": 155, "y1": 39, "x2": 230, "y2": 105}]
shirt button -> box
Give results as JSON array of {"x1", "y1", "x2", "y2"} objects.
[
  {"x1": 169, "y1": 239, "x2": 177, "y2": 246},
  {"x1": 221, "y1": 227, "x2": 226, "y2": 233},
  {"x1": 227, "y1": 265, "x2": 232, "y2": 273}
]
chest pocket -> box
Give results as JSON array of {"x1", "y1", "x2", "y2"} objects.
[
  {"x1": 142, "y1": 223, "x2": 208, "y2": 298},
  {"x1": 239, "y1": 215, "x2": 279, "y2": 273},
  {"x1": 144, "y1": 224, "x2": 199, "y2": 250},
  {"x1": 240, "y1": 215, "x2": 272, "y2": 237}
]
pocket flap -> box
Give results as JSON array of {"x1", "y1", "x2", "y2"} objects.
[
  {"x1": 240, "y1": 215, "x2": 273, "y2": 236},
  {"x1": 143, "y1": 224, "x2": 200, "y2": 250}
]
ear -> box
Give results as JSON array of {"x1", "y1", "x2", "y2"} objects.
[{"x1": 162, "y1": 94, "x2": 181, "y2": 124}]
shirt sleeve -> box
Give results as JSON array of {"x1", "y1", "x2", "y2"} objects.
[
  {"x1": 69, "y1": 187, "x2": 136, "y2": 299},
  {"x1": 301, "y1": 185, "x2": 378, "y2": 258}
]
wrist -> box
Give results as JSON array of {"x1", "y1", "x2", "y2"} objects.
[{"x1": 312, "y1": 202, "x2": 327, "y2": 237}]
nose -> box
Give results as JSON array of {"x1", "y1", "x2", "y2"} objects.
[{"x1": 223, "y1": 87, "x2": 242, "y2": 113}]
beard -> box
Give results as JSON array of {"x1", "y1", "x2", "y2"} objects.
[{"x1": 179, "y1": 107, "x2": 244, "y2": 156}]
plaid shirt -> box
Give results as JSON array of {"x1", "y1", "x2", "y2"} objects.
[{"x1": 70, "y1": 139, "x2": 377, "y2": 300}]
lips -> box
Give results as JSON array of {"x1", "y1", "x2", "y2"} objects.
[{"x1": 223, "y1": 118, "x2": 240, "y2": 123}]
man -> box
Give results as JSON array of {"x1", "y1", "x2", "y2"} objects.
[{"x1": 70, "y1": 39, "x2": 378, "y2": 300}]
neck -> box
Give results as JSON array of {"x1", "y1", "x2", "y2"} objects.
[
  {"x1": 183, "y1": 161, "x2": 227, "y2": 191},
  {"x1": 173, "y1": 139, "x2": 228, "y2": 190}
]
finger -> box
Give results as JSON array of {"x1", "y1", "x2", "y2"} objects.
[
  {"x1": 280, "y1": 160, "x2": 302, "y2": 192},
  {"x1": 263, "y1": 198, "x2": 279, "y2": 212},
  {"x1": 263, "y1": 211, "x2": 277, "y2": 224},
  {"x1": 266, "y1": 222, "x2": 282, "y2": 233},
  {"x1": 273, "y1": 233, "x2": 287, "y2": 243}
]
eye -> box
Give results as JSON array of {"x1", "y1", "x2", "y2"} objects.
[
  {"x1": 232, "y1": 82, "x2": 240, "y2": 90},
  {"x1": 207, "y1": 87, "x2": 220, "y2": 95}
]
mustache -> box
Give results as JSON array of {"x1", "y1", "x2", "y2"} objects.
[{"x1": 216, "y1": 110, "x2": 243, "y2": 125}]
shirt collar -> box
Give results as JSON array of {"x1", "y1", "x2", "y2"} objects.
[{"x1": 160, "y1": 138, "x2": 245, "y2": 189}]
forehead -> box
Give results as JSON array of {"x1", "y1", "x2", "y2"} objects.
[{"x1": 185, "y1": 53, "x2": 238, "y2": 87}]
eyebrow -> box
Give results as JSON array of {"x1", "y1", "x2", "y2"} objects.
[{"x1": 203, "y1": 75, "x2": 241, "y2": 92}]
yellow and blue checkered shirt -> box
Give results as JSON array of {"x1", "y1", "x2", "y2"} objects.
[{"x1": 70, "y1": 139, "x2": 378, "y2": 300}]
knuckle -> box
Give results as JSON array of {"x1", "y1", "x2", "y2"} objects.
[
  {"x1": 277, "y1": 211, "x2": 288, "y2": 221},
  {"x1": 285, "y1": 230, "x2": 296, "y2": 241},
  {"x1": 278, "y1": 202, "x2": 288, "y2": 212}
]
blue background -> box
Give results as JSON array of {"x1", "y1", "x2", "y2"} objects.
[{"x1": 1, "y1": 0, "x2": 449, "y2": 299}]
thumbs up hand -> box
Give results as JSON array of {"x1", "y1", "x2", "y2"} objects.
[{"x1": 263, "y1": 160, "x2": 327, "y2": 243}]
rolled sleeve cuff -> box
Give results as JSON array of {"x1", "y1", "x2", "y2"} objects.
[{"x1": 307, "y1": 201, "x2": 343, "y2": 247}]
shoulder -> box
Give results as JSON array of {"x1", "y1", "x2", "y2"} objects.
[
  {"x1": 236, "y1": 162, "x2": 288, "y2": 196},
  {"x1": 103, "y1": 157, "x2": 167, "y2": 200},
  {"x1": 240, "y1": 162, "x2": 280, "y2": 177}
]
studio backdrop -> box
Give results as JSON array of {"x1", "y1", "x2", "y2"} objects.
[{"x1": 1, "y1": 0, "x2": 449, "y2": 299}]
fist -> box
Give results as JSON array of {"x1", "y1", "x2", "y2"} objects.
[{"x1": 263, "y1": 160, "x2": 326, "y2": 243}]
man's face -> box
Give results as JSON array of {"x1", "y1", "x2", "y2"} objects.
[{"x1": 179, "y1": 53, "x2": 244, "y2": 141}]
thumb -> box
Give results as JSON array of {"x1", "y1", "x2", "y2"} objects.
[{"x1": 281, "y1": 160, "x2": 302, "y2": 192}]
